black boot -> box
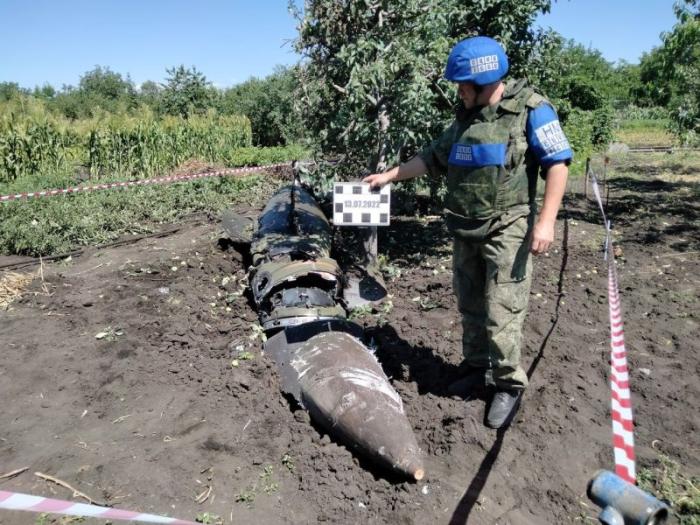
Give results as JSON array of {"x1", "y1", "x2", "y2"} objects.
[{"x1": 486, "y1": 389, "x2": 522, "y2": 429}]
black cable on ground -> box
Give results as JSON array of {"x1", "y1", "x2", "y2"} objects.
[{"x1": 527, "y1": 207, "x2": 569, "y2": 380}]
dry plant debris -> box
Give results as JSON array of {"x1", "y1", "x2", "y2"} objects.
[{"x1": 0, "y1": 271, "x2": 35, "y2": 309}]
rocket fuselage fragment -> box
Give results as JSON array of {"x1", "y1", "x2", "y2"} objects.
[
  {"x1": 245, "y1": 184, "x2": 424, "y2": 480},
  {"x1": 249, "y1": 185, "x2": 344, "y2": 330}
]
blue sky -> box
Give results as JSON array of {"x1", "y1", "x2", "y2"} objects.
[{"x1": 0, "y1": 1, "x2": 678, "y2": 90}]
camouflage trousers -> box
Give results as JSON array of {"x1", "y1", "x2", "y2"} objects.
[{"x1": 452, "y1": 213, "x2": 533, "y2": 390}]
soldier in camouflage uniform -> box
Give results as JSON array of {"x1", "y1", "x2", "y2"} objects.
[{"x1": 364, "y1": 36, "x2": 573, "y2": 428}]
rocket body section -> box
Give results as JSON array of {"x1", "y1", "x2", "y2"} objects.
[
  {"x1": 243, "y1": 183, "x2": 424, "y2": 480},
  {"x1": 249, "y1": 185, "x2": 344, "y2": 330}
]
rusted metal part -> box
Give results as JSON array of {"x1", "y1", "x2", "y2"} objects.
[
  {"x1": 252, "y1": 185, "x2": 332, "y2": 266},
  {"x1": 236, "y1": 183, "x2": 424, "y2": 480}
]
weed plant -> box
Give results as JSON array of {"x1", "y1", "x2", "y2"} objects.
[{"x1": 638, "y1": 454, "x2": 700, "y2": 524}]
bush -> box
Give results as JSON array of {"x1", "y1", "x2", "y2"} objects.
[
  {"x1": 591, "y1": 105, "x2": 614, "y2": 148},
  {"x1": 562, "y1": 109, "x2": 594, "y2": 175}
]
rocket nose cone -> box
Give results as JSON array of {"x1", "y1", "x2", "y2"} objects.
[
  {"x1": 393, "y1": 455, "x2": 425, "y2": 481},
  {"x1": 294, "y1": 331, "x2": 425, "y2": 480}
]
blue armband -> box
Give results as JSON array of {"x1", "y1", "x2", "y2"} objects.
[{"x1": 526, "y1": 104, "x2": 573, "y2": 167}]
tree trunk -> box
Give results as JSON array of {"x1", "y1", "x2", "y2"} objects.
[{"x1": 363, "y1": 101, "x2": 391, "y2": 271}]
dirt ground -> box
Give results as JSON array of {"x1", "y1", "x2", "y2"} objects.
[{"x1": 1, "y1": 155, "x2": 698, "y2": 524}]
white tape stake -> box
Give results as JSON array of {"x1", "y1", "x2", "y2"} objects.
[
  {"x1": 589, "y1": 171, "x2": 636, "y2": 485},
  {"x1": 0, "y1": 490, "x2": 198, "y2": 524},
  {"x1": 0, "y1": 163, "x2": 288, "y2": 203}
]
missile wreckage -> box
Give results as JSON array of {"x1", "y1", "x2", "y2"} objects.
[{"x1": 222, "y1": 175, "x2": 424, "y2": 481}]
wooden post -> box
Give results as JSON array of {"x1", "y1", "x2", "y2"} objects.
[
  {"x1": 363, "y1": 226, "x2": 378, "y2": 268},
  {"x1": 603, "y1": 156, "x2": 610, "y2": 210},
  {"x1": 364, "y1": 100, "x2": 389, "y2": 270}
]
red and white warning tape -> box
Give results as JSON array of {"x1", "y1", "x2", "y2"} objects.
[
  {"x1": 589, "y1": 171, "x2": 636, "y2": 484},
  {"x1": 0, "y1": 490, "x2": 198, "y2": 524},
  {"x1": 0, "y1": 163, "x2": 288, "y2": 203}
]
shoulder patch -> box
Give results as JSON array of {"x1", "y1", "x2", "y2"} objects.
[
  {"x1": 525, "y1": 92, "x2": 547, "y2": 110},
  {"x1": 526, "y1": 103, "x2": 573, "y2": 165}
]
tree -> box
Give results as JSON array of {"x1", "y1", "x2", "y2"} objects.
[
  {"x1": 661, "y1": 0, "x2": 699, "y2": 141},
  {"x1": 529, "y1": 38, "x2": 621, "y2": 112},
  {"x1": 33, "y1": 84, "x2": 57, "y2": 100},
  {"x1": 634, "y1": 1, "x2": 699, "y2": 141},
  {"x1": 160, "y1": 65, "x2": 215, "y2": 118},
  {"x1": 138, "y1": 80, "x2": 163, "y2": 111},
  {"x1": 77, "y1": 66, "x2": 136, "y2": 114},
  {"x1": 79, "y1": 66, "x2": 133, "y2": 101},
  {"x1": 636, "y1": 46, "x2": 672, "y2": 107},
  {"x1": 48, "y1": 85, "x2": 86, "y2": 120},
  {"x1": 219, "y1": 66, "x2": 304, "y2": 146},
  {"x1": 292, "y1": 0, "x2": 553, "y2": 179},
  {"x1": 42, "y1": 67, "x2": 136, "y2": 118},
  {"x1": 0, "y1": 82, "x2": 27, "y2": 102}
]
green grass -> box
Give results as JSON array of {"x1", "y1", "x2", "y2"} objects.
[
  {"x1": 638, "y1": 454, "x2": 700, "y2": 524},
  {"x1": 0, "y1": 145, "x2": 308, "y2": 257},
  {"x1": 195, "y1": 513, "x2": 224, "y2": 525},
  {"x1": 614, "y1": 119, "x2": 676, "y2": 148},
  {"x1": 0, "y1": 174, "x2": 281, "y2": 256},
  {"x1": 606, "y1": 149, "x2": 700, "y2": 180}
]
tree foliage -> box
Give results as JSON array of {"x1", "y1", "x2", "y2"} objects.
[
  {"x1": 661, "y1": 0, "x2": 699, "y2": 141},
  {"x1": 635, "y1": 1, "x2": 699, "y2": 141},
  {"x1": 160, "y1": 65, "x2": 216, "y2": 119},
  {"x1": 78, "y1": 66, "x2": 135, "y2": 105},
  {"x1": 0, "y1": 82, "x2": 27, "y2": 102},
  {"x1": 138, "y1": 80, "x2": 163, "y2": 110},
  {"x1": 45, "y1": 66, "x2": 138, "y2": 118},
  {"x1": 219, "y1": 66, "x2": 304, "y2": 146},
  {"x1": 292, "y1": 0, "x2": 554, "y2": 177},
  {"x1": 531, "y1": 38, "x2": 618, "y2": 111}
]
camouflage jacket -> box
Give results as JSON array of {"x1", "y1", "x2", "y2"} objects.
[{"x1": 419, "y1": 79, "x2": 549, "y2": 224}]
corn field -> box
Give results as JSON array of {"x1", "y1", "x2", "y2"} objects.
[
  {"x1": 0, "y1": 113, "x2": 252, "y2": 182},
  {"x1": 0, "y1": 117, "x2": 80, "y2": 181}
]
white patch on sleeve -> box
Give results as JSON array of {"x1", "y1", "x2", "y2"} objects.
[{"x1": 535, "y1": 120, "x2": 570, "y2": 156}]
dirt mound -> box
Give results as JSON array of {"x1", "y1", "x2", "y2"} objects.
[{"x1": 0, "y1": 170, "x2": 698, "y2": 524}]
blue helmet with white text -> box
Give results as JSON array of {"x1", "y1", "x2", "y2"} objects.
[{"x1": 444, "y1": 36, "x2": 509, "y2": 85}]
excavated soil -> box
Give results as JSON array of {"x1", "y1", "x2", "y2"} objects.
[{"x1": 1, "y1": 163, "x2": 698, "y2": 524}]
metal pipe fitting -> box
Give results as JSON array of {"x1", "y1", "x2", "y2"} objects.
[{"x1": 588, "y1": 470, "x2": 669, "y2": 525}]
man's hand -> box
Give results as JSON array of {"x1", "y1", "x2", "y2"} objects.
[
  {"x1": 362, "y1": 156, "x2": 428, "y2": 189},
  {"x1": 530, "y1": 219, "x2": 555, "y2": 255},
  {"x1": 363, "y1": 171, "x2": 394, "y2": 190},
  {"x1": 531, "y1": 162, "x2": 568, "y2": 255}
]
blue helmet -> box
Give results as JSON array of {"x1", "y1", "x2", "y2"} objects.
[{"x1": 444, "y1": 36, "x2": 509, "y2": 85}]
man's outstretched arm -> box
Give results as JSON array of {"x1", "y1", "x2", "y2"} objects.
[{"x1": 363, "y1": 156, "x2": 428, "y2": 189}]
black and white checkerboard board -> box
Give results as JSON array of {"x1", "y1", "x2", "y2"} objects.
[{"x1": 332, "y1": 182, "x2": 391, "y2": 226}]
